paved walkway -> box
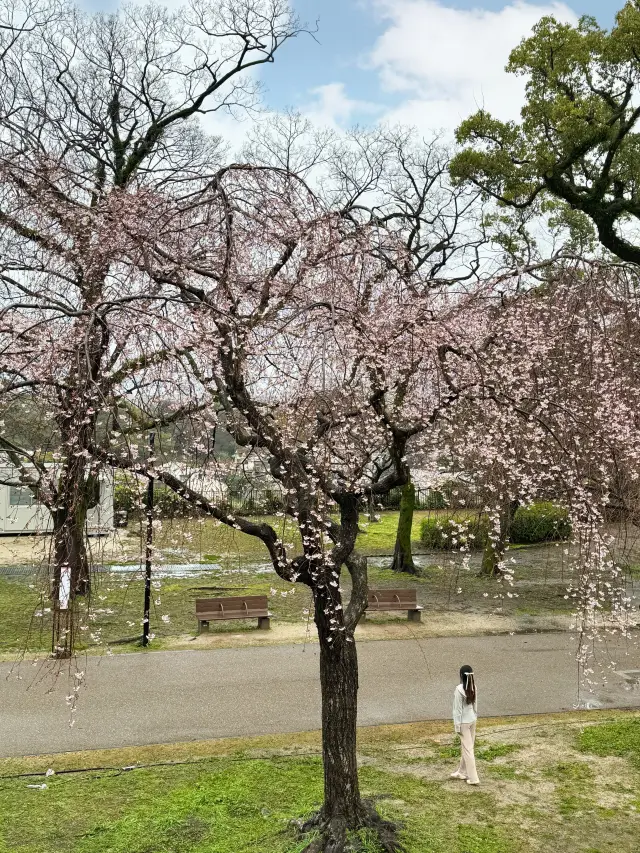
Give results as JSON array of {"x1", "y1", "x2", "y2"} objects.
[{"x1": 2, "y1": 633, "x2": 640, "y2": 758}]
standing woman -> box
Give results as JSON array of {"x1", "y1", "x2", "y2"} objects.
[{"x1": 451, "y1": 664, "x2": 479, "y2": 785}]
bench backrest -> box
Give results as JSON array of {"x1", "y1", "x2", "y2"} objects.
[
  {"x1": 367, "y1": 588, "x2": 418, "y2": 608},
  {"x1": 196, "y1": 595, "x2": 269, "y2": 618}
]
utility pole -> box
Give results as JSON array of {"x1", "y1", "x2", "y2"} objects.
[{"x1": 142, "y1": 432, "x2": 155, "y2": 647}]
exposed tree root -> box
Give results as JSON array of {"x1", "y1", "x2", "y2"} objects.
[
  {"x1": 295, "y1": 800, "x2": 404, "y2": 853},
  {"x1": 390, "y1": 553, "x2": 419, "y2": 575},
  {"x1": 51, "y1": 649, "x2": 72, "y2": 660},
  {"x1": 476, "y1": 565, "x2": 504, "y2": 579}
]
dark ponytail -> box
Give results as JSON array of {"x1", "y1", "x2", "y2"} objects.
[{"x1": 460, "y1": 664, "x2": 476, "y2": 705}]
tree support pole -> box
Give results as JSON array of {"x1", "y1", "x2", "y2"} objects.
[{"x1": 142, "y1": 432, "x2": 155, "y2": 647}]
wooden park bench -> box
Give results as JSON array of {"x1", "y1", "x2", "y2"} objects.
[
  {"x1": 195, "y1": 595, "x2": 271, "y2": 632},
  {"x1": 364, "y1": 588, "x2": 423, "y2": 622}
]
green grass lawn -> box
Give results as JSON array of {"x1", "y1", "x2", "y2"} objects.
[
  {"x1": 0, "y1": 511, "x2": 579, "y2": 656},
  {"x1": 355, "y1": 510, "x2": 466, "y2": 555},
  {"x1": 0, "y1": 568, "x2": 309, "y2": 655},
  {"x1": 145, "y1": 509, "x2": 455, "y2": 561},
  {"x1": 1, "y1": 712, "x2": 638, "y2": 853}
]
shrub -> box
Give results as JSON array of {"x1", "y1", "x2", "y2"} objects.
[
  {"x1": 381, "y1": 487, "x2": 402, "y2": 510},
  {"x1": 153, "y1": 485, "x2": 194, "y2": 518},
  {"x1": 419, "y1": 502, "x2": 571, "y2": 550},
  {"x1": 113, "y1": 477, "x2": 196, "y2": 522},
  {"x1": 511, "y1": 502, "x2": 571, "y2": 543},
  {"x1": 420, "y1": 514, "x2": 490, "y2": 550},
  {"x1": 384, "y1": 486, "x2": 446, "y2": 511},
  {"x1": 439, "y1": 480, "x2": 480, "y2": 510},
  {"x1": 236, "y1": 489, "x2": 284, "y2": 516},
  {"x1": 113, "y1": 478, "x2": 142, "y2": 524}
]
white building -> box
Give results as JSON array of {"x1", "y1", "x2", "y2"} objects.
[{"x1": 0, "y1": 464, "x2": 114, "y2": 535}]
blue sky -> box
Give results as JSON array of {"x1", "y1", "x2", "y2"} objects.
[
  {"x1": 80, "y1": 0, "x2": 617, "y2": 138},
  {"x1": 264, "y1": 0, "x2": 614, "y2": 112}
]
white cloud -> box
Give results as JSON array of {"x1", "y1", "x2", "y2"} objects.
[
  {"x1": 123, "y1": 1, "x2": 583, "y2": 155},
  {"x1": 198, "y1": 108, "x2": 256, "y2": 157},
  {"x1": 367, "y1": 0, "x2": 578, "y2": 134},
  {"x1": 303, "y1": 83, "x2": 382, "y2": 129},
  {"x1": 197, "y1": 84, "x2": 380, "y2": 156}
]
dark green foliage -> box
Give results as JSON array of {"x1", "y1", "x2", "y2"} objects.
[
  {"x1": 385, "y1": 488, "x2": 448, "y2": 511},
  {"x1": 420, "y1": 515, "x2": 490, "y2": 550},
  {"x1": 113, "y1": 479, "x2": 142, "y2": 522},
  {"x1": 451, "y1": 4, "x2": 640, "y2": 265},
  {"x1": 382, "y1": 488, "x2": 403, "y2": 510},
  {"x1": 420, "y1": 503, "x2": 570, "y2": 550},
  {"x1": 154, "y1": 487, "x2": 195, "y2": 518},
  {"x1": 113, "y1": 479, "x2": 194, "y2": 522},
  {"x1": 422, "y1": 490, "x2": 447, "y2": 510},
  {"x1": 237, "y1": 489, "x2": 284, "y2": 516},
  {"x1": 510, "y1": 503, "x2": 571, "y2": 544}
]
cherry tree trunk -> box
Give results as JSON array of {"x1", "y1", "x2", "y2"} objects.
[
  {"x1": 52, "y1": 502, "x2": 90, "y2": 598},
  {"x1": 391, "y1": 481, "x2": 417, "y2": 574},
  {"x1": 480, "y1": 498, "x2": 519, "y2": 577},
  {"x1": 306, "y1": 602, "x2": 399, "y2": 851},
  {"x1": 319, "y1": 630, "x2": 362, "y2": 828},
  {"x1": 51, "y1": 447, "x2": 93, "y2": 604},
  {"x1": 52, "y1": 411, "x2": 99, "y2": 602},
  {"x1": 49, "y1": 499, "x2": 89, "y2": 658}
]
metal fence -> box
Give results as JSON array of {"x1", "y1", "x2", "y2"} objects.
[{"x1": 376, "y1": 486, "x2": 482, "y2": 512}]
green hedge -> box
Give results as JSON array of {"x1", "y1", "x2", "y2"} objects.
[
  {"x1": 420, "y1": 502, "x2": 571, "y2": 550},
  {"x1": 113, "y1": 480, "x2": 142, "y2": 520},
  {"x1": 382, "y1": 486, "x2": 447, "y2": 511},
  {"x1": 420, "y1": 514, "x2": 491, "y2": 550},
  {"x1": 510, "y1": 501, "x2": 571, "y2": 544}
]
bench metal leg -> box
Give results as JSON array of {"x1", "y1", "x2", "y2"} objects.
[
  {"x1": 408, "y1": 609, "x2": 422, "y2": 623},
  {"x1": 258, "y1": 616, "x2": 271, "y2": 630},
  {"x1": 199, "y1": 620, "x2": 209, "y2": 634},
  {"x1": 360, "y1": 612, "x2": 367, "y2": 622}
]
